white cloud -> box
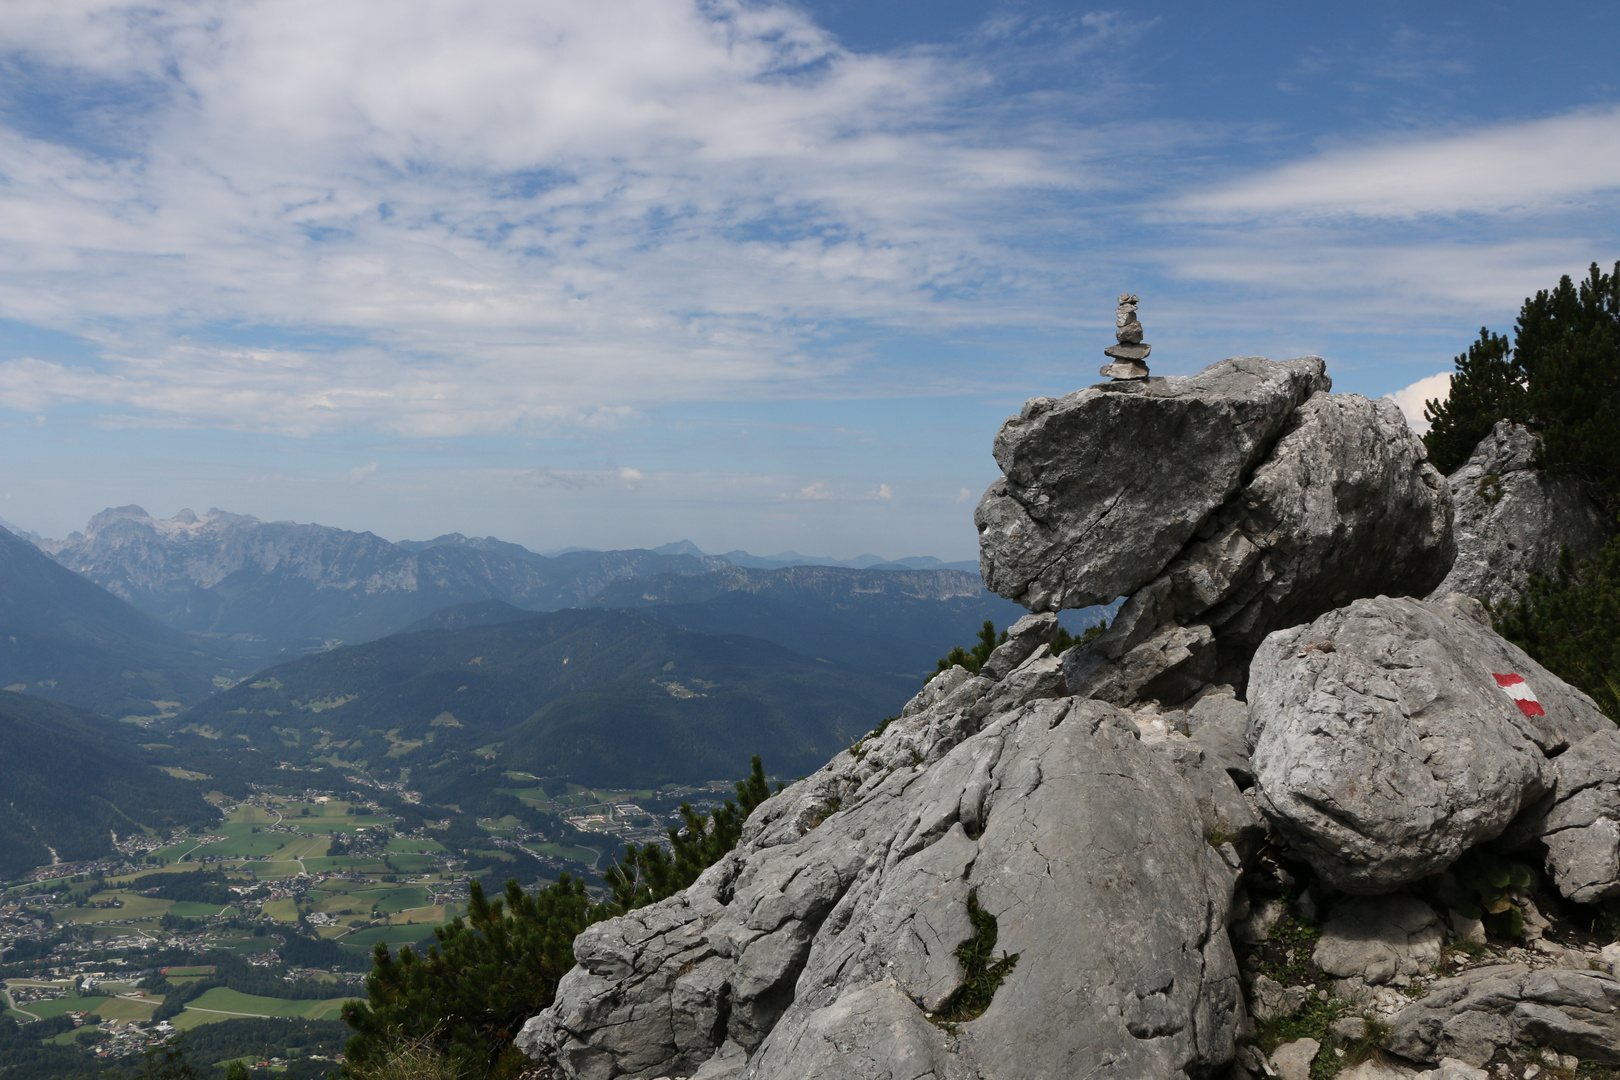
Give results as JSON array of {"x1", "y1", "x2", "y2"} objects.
[
  {"x1": 786, "y1": 480, "x2": 834, "y2": 501},
  {"x1": 0, "y1": 0, "x2": 1102, "y2": 437},
  {"x1": 1179, "y1": 105, "x2": 1620, "y2": 220},
  {"x1": 956, "y1": 487, "x2": 973, "y2": 504},
  {"x1": 1383, "y1": 371, "x2": 1451, "y2": 434},
  {"x1": 874, "y1": 483, "x2": 893, "y2": 501},
  {"x1": 616, "y1": 467, "x2": 644, "y2": 490},
  {"x1": 348, "y1": 461, "x2": 378, "y2": 485}
]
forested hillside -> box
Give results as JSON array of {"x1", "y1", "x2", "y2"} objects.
[
  {"x1": 0, "y1": 525, "x2": 224, "y2": 715},
  {"x1": 179, "y1": 607, "x2": 914, "y2": 786},
  {"x1": 0, "y1": 691, "x2": 218, "y2": 878}
]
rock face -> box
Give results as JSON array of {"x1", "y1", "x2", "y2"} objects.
[
  {"x1": 1429, "y1": 420, "x2": 1608, "y2": 608},
  {"x1": 1384, "y1": 964, "x2": 1620, "y2": 1066},
  {"x1": 975, "y1": 356, "x2": 1330, "y2": 612},
  {"x1": 1247, "y1": 594, "x2": 1611, "y2": 893},
  {"x1": 520, "y1": 355, "x2": 1620, "y2": 1080},
  {"x1": 1312, "y1": 895, "x2": 1443, "y2": 985},
  {"x1": 1046, "y1": 375, "x2": 1453, "y2": 701},
  {"x1": 1521, "y1": 728, "x2": 1620, "y2": 903},
  {"x1": 517, "y1": 633, "x2": 1249, "y2": 1080}
]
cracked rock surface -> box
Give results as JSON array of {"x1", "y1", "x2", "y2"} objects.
[
  {"x1": 517, "y1": 631, "x2": 1249, "y2": 1080},
  {"x1": 975, "y1": 356, "x2": 1329, "y2": 612},
  {"x1": 1429, "y1": 420, "x2": 1608, "y2": 608},
  {"x1": 1384, "y1": 964, "x2": 1620, "y2": 1067},
  {"x1": 1247, "y1": 594, "x2": 1611, "y2": 894}
]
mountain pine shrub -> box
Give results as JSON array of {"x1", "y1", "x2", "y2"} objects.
[
  {"x1": 1424, "y1": 262, "x2": 1620, "y2": 514},
  {"x1": 1494, "y1": 539, "x2": 1620, "y2": 720}
]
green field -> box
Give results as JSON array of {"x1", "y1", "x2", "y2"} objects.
[
  {"x1": 169, "y1": 901, "x2": 236, "y2": 918},
  {"x1": 386, "y1": 837, "x2": 445, "y2": 854},
  {"x1": 172, "y1": 987, "x2": 356, "y2": 1029},
  {"x1": 23, "y1": 994, "x2": 109, "y2": 1019},
  {"x1": 92, "y1": 996, "x2": 158, "y2": 1021},
  {"x1": 337, "y1": 924, "x2": 438, "y2": 951},
  {"x1": 301, "y1": 857, "x2": 389, "y2": 875},
  {"x1": 262, "y1": 899, "x2": 299, "y2": 923},
  {"x1": 525, "y1": 841, "x2": 601, "y2": 865},
  {"x1": 383, "y1": 853, "x2": 439, "y2": 874},
  {"x1": 162, "y1": 966, "x2": 216, "y2": 976}
]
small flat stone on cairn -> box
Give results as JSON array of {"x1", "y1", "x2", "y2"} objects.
[{"x1": 1101, "y1": 293, "x2": 1151, "y2": 379}]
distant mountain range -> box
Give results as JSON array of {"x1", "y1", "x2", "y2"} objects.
[
  {"x1": 0, "y1": 523, "x2": 225, "y2": 716},
  {"x1": 592, "y1": 564, "x2": 1054, "y2": 678},
  {"x1": 646, "y1": 540, "x2": 979, "y2": 573},
  {"x1": 179, "y1": 606, "x2": 916, "y2": 787},
  {"x1": 12, "y1": 508, "x2": 997, "y2": 664},
  {"x1": 0, "y1": 691, "x2": 218, "y2": 878},
  {"x1": 30, "y1": 507, "x2": 727, "y2": 660}
]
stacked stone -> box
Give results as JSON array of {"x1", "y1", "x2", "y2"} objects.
[{"x1": 1101, "y1": 292, "x2": 1151, "y2": 379}]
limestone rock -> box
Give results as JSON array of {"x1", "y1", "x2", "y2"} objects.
[
  {"x1": 976, "y1": 356, "x2": 1330, "y2": 611},
  {"x1": 1269, "y1": 1038, "x2": 1320, "y2": 1080},
  {"x1": 1383, "y1": 964, "x2": 1620, "y2": 1066},
  {"x1": 1247, "y1": 594, "x2": 1610, "y2": 892},
  {"x1": 1018, "y1": 367, "x2": 1451, "y2": 703},
  {"x1": 1530, "y1": 728, "x2": 1620, "y2": 903},
  {"x1": 519, "y1": 646, "x2": 1246, "y2": 1080},
  {"x1": 1168, "y1": 393, "x2": 1454, "y2": 675},
  {"x1": 1250, "y1": 973, "x2": 1310, "y2": 1021},
  {"x1": 1311, "y1": 895, "x2": 1443, "y2": 985},
  {"x1": 1430, "y1": 420, "x2": 1608, "y2": 608}
]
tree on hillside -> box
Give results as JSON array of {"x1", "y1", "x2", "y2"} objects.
[{"x1": 1424, "y1": 261, "x2": 1620, "y2": 511}]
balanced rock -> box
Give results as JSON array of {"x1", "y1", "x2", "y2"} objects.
[
  {"x1": 1247, "y1": 593, "x2": 1610, "y2": 892},
  {"x1": 977, "y1": 356, "x2": 1329, "y2": 611},
  {"x1": 1164, "y1": 392, "x2": 1454, "y2": 676},
  {"x1": 518, "y1": 636, "x2": 1248, "y2": 1080},
  {"x1": 1429, "y1": 419, "x2": 1608, "y2": 607}
]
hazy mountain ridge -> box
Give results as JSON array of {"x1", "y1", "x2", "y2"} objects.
[
  {"x1": 36, "y1": 506, "x2": 727, "y2": 659},
  {"x1": 650, "y1": 539, "x2": 978, "y2": 572},
  {"x1": 591, "y1": 563, "x2": 1088, "y2": 677}
]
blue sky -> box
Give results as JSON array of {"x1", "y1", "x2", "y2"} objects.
[{"x1": 0, "y1": 0, "x2": 1616, "y2": 560}]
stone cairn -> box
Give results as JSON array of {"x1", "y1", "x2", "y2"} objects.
[{"x1": 1100, "y1": 292, "x2": 1151, "y2": 380}]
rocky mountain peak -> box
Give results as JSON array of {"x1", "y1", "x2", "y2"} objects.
[{"x1": 520, "y1": 356, "x2": 1620, "y2": 1080}]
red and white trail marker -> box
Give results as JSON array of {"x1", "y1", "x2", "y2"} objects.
[{"x1": 1493, "y1": 672, "x2": 1546, "y2": 717}]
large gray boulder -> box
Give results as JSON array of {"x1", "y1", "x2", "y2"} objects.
[
  {"x1": 1168, "y1": 392, "x2": 1453, "y2": 673},
  {"x1": 1383, "y1": 964, "x2": 1620, "y2": 1066},
  {"x1": 1053, "y1": 380, "x2": 1453, "y2": 703},
  {"x1": 976, "y1": 356, "x2": 1329, "y2": 612},
  {"x1": 518, "y1": 640, "x2": 1249, "y2": 1080},
  {"x1": 1430, "y1": 420, "x2": 1608, "y2": 608},
  {"x1": 1247, "y1": 594, "x2": 1610, "y2": 893}
]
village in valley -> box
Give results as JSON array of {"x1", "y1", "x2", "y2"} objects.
[{"x1": 0, "y1": 771, "x2": 717, "y2": 1067}]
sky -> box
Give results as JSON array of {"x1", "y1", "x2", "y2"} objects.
[{"x1": 0, "y1": 1, "x2": 1616, "y2": 560}]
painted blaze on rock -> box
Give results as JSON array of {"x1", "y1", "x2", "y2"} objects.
[{"x1": 1246, "y1": 594, "x2": 1611, "y2": 894}]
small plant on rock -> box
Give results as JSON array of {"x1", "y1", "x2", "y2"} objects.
[{"x1": 928, "y1": 891, "x2": 1020, "y2": 1032}]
